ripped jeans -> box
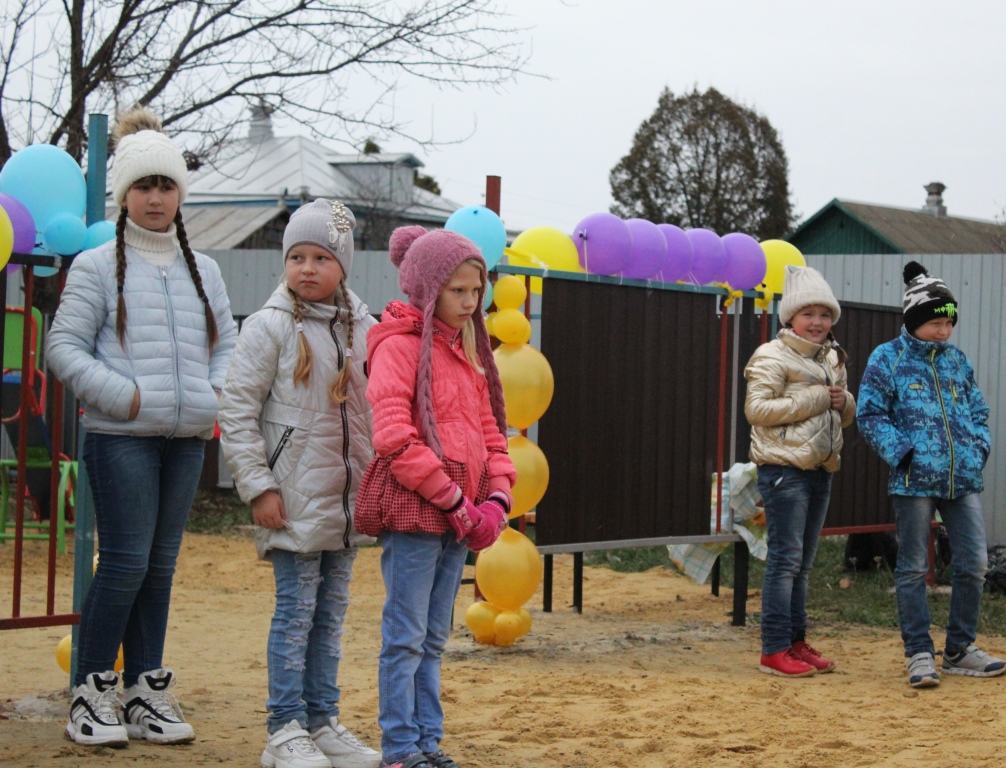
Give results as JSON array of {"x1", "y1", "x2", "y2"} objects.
[{"x1": 266, "y1": 547, "x2": 358, "y2": 734}]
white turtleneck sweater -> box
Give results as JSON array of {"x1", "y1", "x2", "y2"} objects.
[{"x1": 124, "y1": 218, "x2": 178, "y2": 267}]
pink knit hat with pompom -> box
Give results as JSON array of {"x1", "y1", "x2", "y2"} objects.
[{"x1": 388, "y1": 225, "x2": 508, "y2": 458}]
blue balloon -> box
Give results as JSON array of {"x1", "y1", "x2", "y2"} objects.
[
  {"x1": 43, "y1": 213, "x2": 87, "y2": 255},
  {"x1": 83, "y1": 220, "x2": 116, "y2": 250},
  {"x1": 444, "y1": 206, "x2": 506, "y2": 270},
  {"x1": 0, "y1": 144, "x2": 87, "y2": 230},
  {"x1": 483, "y1": 280, "x2": 494, "y2": 311}
]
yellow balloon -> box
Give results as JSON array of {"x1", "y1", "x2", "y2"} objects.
[
  {"x1": 465, "y1": 600, "x2": 501, "y2": 644},
  {"x1": 493, "y1": 275, "x2": 528, "y2": 311},
  {"x1": 493, "y1": 610, "x2": 525, "y2": 647},
  {"x1": 114, "y1": 644, "x2": 124, "y2": 673},
  {"x1": 0, "y1": 206, "x2": 13, "y2": 269},
  {"x1": 518, "y1": 607, "x2": 532, "y2": 635},
  {"x1": 492, "y1": 308, "x2": 530, "y2": 345},
  {"x1": 485, "y1": 311, "x2": 496, "y2": 337},
  {"x1": 475, "y1": 527, "x2": 542, "y2": 610},
  {"x1": 93, "y1": 553, "x2": 99, "y2": 574},
  {"x1": 508, "y1": 435, "x2": 549, "y2": 518},
  {"x1": 56, "y1": 634, "x2": 73, "y2": 673},
  {"x1": 493, "y1": 343, "x2": 554, "y2": 430},
  {"x1": 758, "y1": 240, "x2": 806, "y2": 298},
  {"x1": 509, "y1": 226, "x2": 583, "y2": 295}
]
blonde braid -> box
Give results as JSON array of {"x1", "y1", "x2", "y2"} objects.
[
  {"x1": 290, "y1": 287, "x2": 314, "y2": 387},
  {"x1": 174, "y1": 211, "x2": 219, "y2": 351},
  {"x1": 114, "y1": 207, "x2": 129, "y2": 346},
  {"x1": 329, "y1": 282, "x2": 355, "y2": 403}
]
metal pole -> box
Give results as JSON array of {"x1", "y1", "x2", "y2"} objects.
[{"x1": 69, "y1": 112, "x2": 108, "y2": 685}]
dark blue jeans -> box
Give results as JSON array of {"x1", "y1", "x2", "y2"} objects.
[
  {"x1": 75, "y1": 433, "x2": 205, "y2": 687},
  {"x1": 758, "y1": 464, "x2": 833, "y2": 656}
]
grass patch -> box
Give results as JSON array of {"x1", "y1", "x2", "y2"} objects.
[
  {"x1": 585, "y1": 536, "x2": 1006, "y2": 637},
  {"x1": 186, "y1": 488, "x2": 253, "y2": 535}
]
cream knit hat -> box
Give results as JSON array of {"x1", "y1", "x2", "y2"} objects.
[
  {"x1": 111, "y1": 108, "x2": 189, "y2": 206},
  {"x1": 778, "y1": 265, "x2": 841, "y2": 325}
]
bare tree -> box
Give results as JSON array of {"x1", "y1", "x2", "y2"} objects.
[
  {"x1": 0, "y1": 0, "x2": 530, "y2": 164},
  {"x1": 610, "y1": 86, "x2": 794, "y2": 240}
]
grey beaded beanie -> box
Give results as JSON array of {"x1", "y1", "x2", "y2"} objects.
[{"x1": 282, "y1": 199, "x2": 356, "y2": 276}]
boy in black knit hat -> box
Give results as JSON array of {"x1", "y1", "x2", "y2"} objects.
[{"x1": 857, "y1": 261, "x2": 1003, "y2": 689}]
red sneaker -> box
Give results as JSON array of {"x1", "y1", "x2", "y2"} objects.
[
  {"x1": 759, "y1": 648, "x2": 817, "y2": 677},
  {"x1": 792, "y1": 640, "x2": 836, "y2": 673}
]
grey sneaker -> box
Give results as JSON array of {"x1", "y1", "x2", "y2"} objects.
[
  {"x1": 309, "y1": 716, "x2": 380, "y2": 768},
  {"x1": 906, "y1": 652, "x2": 940, "y2": 688},
  {"x1": 942, "y1": 645, "x2": 1006, "y2": 678}
]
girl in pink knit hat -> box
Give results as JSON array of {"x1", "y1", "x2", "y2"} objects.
[{"x1": 355, "y1": 226, "x2": 516, "y2": 768}]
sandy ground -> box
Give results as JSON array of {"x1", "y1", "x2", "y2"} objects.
[{"x1": 4, "y1": 531, "x2": 1006, "y2": 768}]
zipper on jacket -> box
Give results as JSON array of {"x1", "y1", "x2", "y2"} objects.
[
  {"x1": 930, "y1": 348, "x2": 955, "y2": 497},
  {"x1": 162, "y1": 266, "x2": 183, "y2": 436},
  {"x1": 331, "y1": 316, "x2": 354, "y2": 548},
  {"x1": 268, "y1": 426, "x2": 295, "y2": 470},
  {"x1": 817, "y1": 358, "x2": 836, "y2": 467}
]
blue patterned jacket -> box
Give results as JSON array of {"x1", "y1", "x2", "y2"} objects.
[{"x1": 857, "y1": 327, "x2": 990, "y2": 498}]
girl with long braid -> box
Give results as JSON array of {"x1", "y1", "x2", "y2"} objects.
[
  {"x1": 219, "y1": 199, "x2": 381, "y2": 768},
  {"x1": 354, "y1": 226, "x2": 515, "y2": 768},
  {"x1": 47, "y1": 107, "x2": 238, "y2": 747}
]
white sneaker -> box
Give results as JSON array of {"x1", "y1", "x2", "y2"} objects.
[
  {"x1": 310, "y1": 717, "x2": 381, "y2": 768},
  {"x1": 65, "y1": 670, "x2": 129, "y2": 747},
  {"x1": 121, "y1": 668, "x2": 196, "y2": 744},
  {"x1": 262, "y1": 720, "x2": 331, "y2": 768}
]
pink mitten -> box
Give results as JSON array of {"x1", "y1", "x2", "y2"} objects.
[
  {"x1": 444, "y1": 496, "x2": 483, "y2": 543},
  {"x1": 467, "y1": 493, "x2": 511, "y2": 552}
]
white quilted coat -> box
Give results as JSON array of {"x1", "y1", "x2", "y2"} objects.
[
  {"x1": 218, "y1": 283, "x2": 377, "y2": 557},
  {"x1": 744, "y1": 328, "x2": 856, "y2": 472},
  {"x1": 46, "y1": 241, "x2": 237, "y2": 438}
]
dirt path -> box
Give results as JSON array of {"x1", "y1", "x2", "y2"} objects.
[{"x1": 3, "y1": 532, "x2": 1006, "y2": 767}]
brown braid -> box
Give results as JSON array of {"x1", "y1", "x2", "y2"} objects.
[
  {"x1": 290, "y1": 287, "x2": 314, "y2": 387},
  {"x1": 174, "y1": 211, "x2": 219, "y2": 351},
  {"x1": 114, "y1": 207, "x2": 130, "y2": 346},
  {"x1": 330, "y1": 281, "x2": 355, "y2": 403},
  {"x1": 827, "y1": 331, "x2": 849, "y2": 366}
]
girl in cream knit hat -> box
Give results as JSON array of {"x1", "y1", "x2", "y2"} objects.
[{"x1": 744, "y1": 265, "x2": 855, "y2": 678}]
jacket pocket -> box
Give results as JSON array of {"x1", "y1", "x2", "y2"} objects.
[{"x1": 262, "y1": 401, "x2": 313, "y2": 484}]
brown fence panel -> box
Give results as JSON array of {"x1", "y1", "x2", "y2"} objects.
[{"x1": 534, "y1": 276, "x2": 902, "y2": 548}]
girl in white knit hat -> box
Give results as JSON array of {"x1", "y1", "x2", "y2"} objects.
[
  {"x1": 743, "y1": 265, "x2": 855, "y2": 678},
  {"x1": 47, "y1": 107, "x2": 238, "y2": 747}
]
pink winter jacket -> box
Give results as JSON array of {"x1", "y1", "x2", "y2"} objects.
[{"x1": 365, "y1": 301, "x2": 515, "y2": 533}]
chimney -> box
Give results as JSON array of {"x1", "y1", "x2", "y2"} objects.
[
  {"x1": 923, "y1": 182, "x2": 947, "y2": 217},
  {"x1": 249, "y1": 102, "x2": 274, "y2": 141}
]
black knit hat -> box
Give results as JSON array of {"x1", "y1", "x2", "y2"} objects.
[{"x1": 902, "y1": 261, "x2": 958, "y2": 333}]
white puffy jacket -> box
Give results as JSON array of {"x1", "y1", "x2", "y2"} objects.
[
  {"x1": 46, "y1": 241, "x2": 237, "y2": 438},
  {"x1": 218, "y1": 283, "x2": 377, "y2": 557}
]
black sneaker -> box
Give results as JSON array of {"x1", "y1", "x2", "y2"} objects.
[{"x1": 65, "y1": 670, "x2": 129, "y2": 747}]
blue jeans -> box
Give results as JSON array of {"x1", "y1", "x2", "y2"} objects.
[
  {"x1": 378, "y1": 531, "x2": 468, "y2": 763},
  {"x1": 76, "y1": 433, "x2": 205, "y2": 687},
  {"x1": 266, "y1": 548, "x2": 358, "y2": 733},
  {"x1": 758, "y1": 465, "x2": 832, "y2": 656},
  {"x1": 892, "y1": 493, "x2": 988, "y2": 657}
]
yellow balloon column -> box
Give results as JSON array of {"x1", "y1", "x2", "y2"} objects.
[{"x1": 465, "y1": 274, "x2": 550, "y2": 646}]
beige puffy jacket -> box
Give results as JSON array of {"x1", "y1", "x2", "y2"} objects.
[{"x1": 744, "y1": 329, "x2": 856, "y2": 472}]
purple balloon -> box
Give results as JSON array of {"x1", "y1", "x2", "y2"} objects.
[
  {"x1": 0, "y1": 192, "x2": 37, "y2": 255},
  {"x1": 572, "y1": 212, "x2": 632, "y2": 276},
  {"x1": 656, "y1": 224, "x2": 693, "y2": 282},
  {"x1": 720, "y1": 233, "x2": 768, "y2": 290},
  {"x1": 622, "y1": 218, "x2": 667, "y2": 280},
  {"x1": 685, "y1": 228, "x2": 726, "y2": 285}
]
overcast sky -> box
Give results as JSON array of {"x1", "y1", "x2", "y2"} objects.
[{"x1": 378, "y1": 0, "x2": 1006, "y2": 236}]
